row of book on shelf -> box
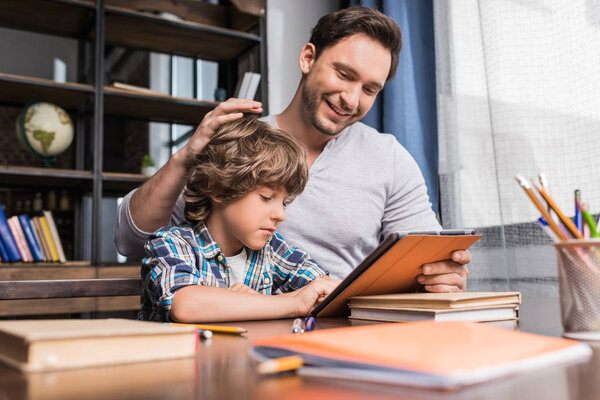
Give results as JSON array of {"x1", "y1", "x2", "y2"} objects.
[{"x1": 0, "y1": 204, "x2": 66, "y2": 263}]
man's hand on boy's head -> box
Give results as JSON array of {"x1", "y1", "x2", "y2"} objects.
[
  {"x1": 179, "y1": 98, "x2": 263, "y2": 168},
  {"x1": 417, "y1": 249, "x2": 471, "y2": 293},
  {"x1": 229, "y1": 283, "x2": 259, "y2": 294}
]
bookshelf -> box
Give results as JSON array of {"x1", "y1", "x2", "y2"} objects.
[{"x1": 0, "y1": 0, "x2": 267, "y2": 316}]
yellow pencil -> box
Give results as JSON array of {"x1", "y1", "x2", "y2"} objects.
[
  {"x1": 533, "y1": 182, "x2": 583, "y2": 239},
  {"x1": 256, "y1": 355, "x2": 303, "y2": 375},
  {"x1": 515, "y1": 175, "x2": 567, "y2": 241},
  {"x1": 170, "y1": 323, "x2": 247, "y2": 335}
]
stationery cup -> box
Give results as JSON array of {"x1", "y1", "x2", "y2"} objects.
[{"x1": 553, "y1": 240, "x2": 600, "y2": 333}]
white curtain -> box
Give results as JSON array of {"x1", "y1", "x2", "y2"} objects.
[{"x1": 434, "y1": 0, "x2": 600, "y2": 294}]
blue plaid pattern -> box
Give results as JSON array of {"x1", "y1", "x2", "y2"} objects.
[{"x1": 139, "y1": 221, "x2": 327, "y2": 321}]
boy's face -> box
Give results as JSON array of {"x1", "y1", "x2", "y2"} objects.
[
  {"x1": 208, "y1": 186, "x2": 288, "y2": 256},
  {"x1": 299, "y1": 33, "x2": 391, "y2": 137}
]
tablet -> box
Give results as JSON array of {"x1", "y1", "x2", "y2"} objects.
[{"x1": 311, "y1": 230, "x2": 482, "y2": 317}]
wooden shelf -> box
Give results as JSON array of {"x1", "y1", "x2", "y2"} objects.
[
  {"x1": 0, "y1": 262, "x2": 138, "y2": 280},
  {"x1": 102, "y1": 172, "x2": 148, "y2": 193},
  {"x1": 0, "y1": 167, "x2": 149, "y2": 193},
  {"x1": 0, "y1": 72, "x2": 93, "y2": 110},
  {"x1": 0, "y1": 1, "x2": 261, "y2": 60},
  {"x1": 0, "y1": 0, "x2": 95, "y2": 39},
  {"x1": 104, "y1": 4, "x2": 261, "y2": 60},
  {"x1": 0, "y1": 263, "x2": 140, "y2": 315},
  {"x1": 0, "y1": 165, "x2": 92, "y2": 188},
  {"x1": 0, "y1": 262, "x2": 91, "y2": 280},
  {"x1": 0, "y1": 73, "x2": 216, "y2": 124},
  {"x1": 104, "y1": 86, "x2": 216, "y2": 125}
]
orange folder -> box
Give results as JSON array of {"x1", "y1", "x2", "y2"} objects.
[{"x1": 251, "y1": 320, "x2": 591, "y2": 390}]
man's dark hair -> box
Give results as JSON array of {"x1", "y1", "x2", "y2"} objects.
[{"x1": 309, "y1": 6, "x2": 402, "y2": 81}]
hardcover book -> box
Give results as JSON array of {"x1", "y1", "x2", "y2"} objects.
[
  {"x1": 0, "y1": 204, "x2": 22, "y2": 262},
  {"x1": 18, "y1": 214, "x2": 44, "y2": 262},
  {"x1": 38, "y1": 215, "x2": 59, "y2": 262},
  {"x1": 7, "y1": 216, "x2": 33, "y2": 262},
  {"x1": 348, "y1": 292, "x2": 521, "y2": 323},
  {"x1": 43, "y1": 211, "x2": 66, "y2": 262},
  {"x1": 0, "y1": 319, "x2": 198, "y2": 372},
  {"x1": 32, "y1": 216, "x2": 51, "y2": 261},
  {"x1": 349, "y1": 305, "x2": 518, "y2": 323}
]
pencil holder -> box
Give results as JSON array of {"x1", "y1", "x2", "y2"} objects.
[{"x1": 553, "y1": 240, "x2": 600, "y2": 333}]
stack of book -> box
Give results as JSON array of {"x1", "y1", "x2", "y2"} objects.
[
  {"x1": 348, "y1": 292, "x2": 521, "y2": 323},
  {"x1": 0, "y1": 204, "x2": 66, "y2": 263}
]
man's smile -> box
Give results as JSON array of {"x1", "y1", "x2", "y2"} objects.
[{"x1": 325, "y1": 99, "x2": 353, "y2": 118}]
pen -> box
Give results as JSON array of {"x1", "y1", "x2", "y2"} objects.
[
  {"x1": 574, "y1": 190, "x2": 582, "y2": 234},
  {"x1": 304, "y1": 317, "x2": 316, "y2": 332},
  {"x1": 515, "y1": 175, "x2": 567, "y2": 241},
  {"x1": 197, "y1": 329, "x2": 213, "y2": 340},
  {"x1": 577, "y1": 200, "x2": 599, "y2": 238},
  {"x1": 256, "y1": 355, "x2": 303, "y2": 375},
  {"x1": 538, "y1": 217, "x2": 560, "y2": 242},
  {"x1": 533, "y1": 181, "x2": 583, "y2": 239},
  {"x1": 169, "y1": 323, "x2": 247, "y2": 335},
  {"x1": 291, "y1": 318, "x2": 304, "y2": 333}
]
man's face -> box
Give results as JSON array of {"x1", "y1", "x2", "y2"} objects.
[{"x1": 300, "y1": 34, "x2": 391, "y2": 136}]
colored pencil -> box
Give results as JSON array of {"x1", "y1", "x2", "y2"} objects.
[
  {"x1": 170, "y1": 323, "x2": 247, "y2": 335},
  {"x1": 515, "y1": 175, "x2": 567, "y2": 241},
  {"x1": 256, "y1": 355, "x2": 303, "y2": 375},
  {"x1": 533, "y1": 182, "x2": 583, "y2": 239}
]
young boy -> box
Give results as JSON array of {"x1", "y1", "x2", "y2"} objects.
[{"x1": 139, "y1": 118, "x2": 337, "y2": 322}]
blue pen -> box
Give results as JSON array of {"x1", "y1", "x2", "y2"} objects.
[
  {"x1": 538, "y1": 217, "x2": 560, "y2": 243},
  {"x1": 574, "y1": 190, "x2": 583, "y2": 234},
  {"x1": 304, "y1": 317, "x2": 316, "y2": 331}
]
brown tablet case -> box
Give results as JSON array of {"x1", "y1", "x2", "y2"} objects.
[{"x1": 312, "y1": 232, "x2": 482, "y2": 317}]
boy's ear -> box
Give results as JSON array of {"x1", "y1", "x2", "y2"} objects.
[
  {"x1": 206, "y1": 180, "x2": 223, "y2": 204},
  {"x1": 299, "y1": 43, "x2": 317, "y2": 74},
  {"x1": 209, "y1": 195, "x2": 223, "y2": 204}
]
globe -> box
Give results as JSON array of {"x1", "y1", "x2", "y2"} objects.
[{"x1": 16, "y1": 102, "x2": 74, "y2": 165}]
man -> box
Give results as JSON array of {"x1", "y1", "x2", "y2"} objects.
[{"x1": 114, "y1": 6, "x2": 471, "y2": 291}]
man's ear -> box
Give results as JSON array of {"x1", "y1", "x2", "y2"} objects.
[{"x1": 299, "y1": 43, "x2": 317, "y2": 74}]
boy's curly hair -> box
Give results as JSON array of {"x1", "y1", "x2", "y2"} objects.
[{"x1": 184, "y1": 118, "x2": 308, "y2": 222}]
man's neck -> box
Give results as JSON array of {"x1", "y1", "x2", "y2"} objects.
[{"x1": 276, "y1": 92, "x2": 337, "y2": 167}]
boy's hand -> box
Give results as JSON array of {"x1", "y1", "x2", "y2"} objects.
[
  {"x1": 179, "y1": 98, "x2": 263, "y2": 168},
  {"x1": 229, "y1": 283, "x2": 259, "y2": 294},
  {"x1": 289, "y1": 278, "x2": 340, "y2": 316}
]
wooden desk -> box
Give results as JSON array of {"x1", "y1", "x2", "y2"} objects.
[{"x1": 0, "y1": 297, "x2": 599, "y2": 400}]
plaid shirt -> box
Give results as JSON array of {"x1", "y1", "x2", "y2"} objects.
[{"x1": 139, "y1": 221, "x2": 327, "y2": 321}]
